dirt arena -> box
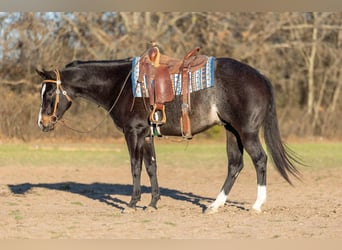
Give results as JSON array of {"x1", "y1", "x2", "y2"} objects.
[{"x1": 0, "y1": 152, "x2": 341, "y2": 239}]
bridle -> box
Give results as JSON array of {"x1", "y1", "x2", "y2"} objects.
[
  {"x1": 40, "y1": 66, "x2": 132, "y2": 133},
  {"x1": 42, "y1": 69, "x2": 73, "y2": 124}
]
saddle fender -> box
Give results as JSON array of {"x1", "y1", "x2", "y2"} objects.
[{"x1": 154, "y1": 65, "x2": 174, "y2": 104}]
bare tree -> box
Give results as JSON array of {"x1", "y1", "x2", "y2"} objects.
[{"x1": 0, "y1": 12, "x2": 341, "y2": 140}]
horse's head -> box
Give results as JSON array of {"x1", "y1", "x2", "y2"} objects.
[{"x1": 36, "y1": 69, "x2": 73, "y2": 132}]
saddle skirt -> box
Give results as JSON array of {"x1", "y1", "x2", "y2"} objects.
[{"x1": 131, "y1": 56, "x2": 216, "y2": 98}]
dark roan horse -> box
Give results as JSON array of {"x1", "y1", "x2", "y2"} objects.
[{"x1": 36, "y1": 56, "x2": 301, "y2": 214}]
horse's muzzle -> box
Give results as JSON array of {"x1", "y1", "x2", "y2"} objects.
[{"x1": 38, "y1": 115, "x2": 56, "y2": 132}]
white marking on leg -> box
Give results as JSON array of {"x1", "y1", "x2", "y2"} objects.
[
  {"x1": 252, "y1": 185, "x2": 267, "y2": 212},
  {"x1": 208, "y1": 190, "x2": 227, "y2": 212},
  {"x1": 37, "y1": 84, "x2": 46, "y2": 129}
]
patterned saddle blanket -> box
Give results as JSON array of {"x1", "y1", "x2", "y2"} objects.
[{"x1": 131, "y1": 56, "x2": 216, "y2": 98}]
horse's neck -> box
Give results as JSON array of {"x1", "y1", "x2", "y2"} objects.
[{"x1": 65, "y1": 65, "x2": 130, "y2": 111}]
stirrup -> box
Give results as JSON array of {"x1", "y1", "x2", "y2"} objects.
[{"x1": 149, "y1": 104, "x2": 166, "y2": 125}]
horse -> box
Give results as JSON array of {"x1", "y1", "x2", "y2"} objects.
[{"x1": 36, "y1": 56, "x2": 301, "y2": 214}]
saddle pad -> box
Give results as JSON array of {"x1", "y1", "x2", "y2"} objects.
[{"x1": 131, "y1": 56, "x2": 216, "y2": 98}]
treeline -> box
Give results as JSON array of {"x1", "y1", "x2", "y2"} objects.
[{"x1": 0, "y1": 12, "x2": 341, "y2": 141}]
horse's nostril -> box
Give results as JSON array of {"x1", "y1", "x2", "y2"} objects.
[
  {"x1": 51, "y1": 115, "x2": 58, "y2": 124},
  {"x1": 38, "y1": 121, "x2": 46, "y2": 130}
]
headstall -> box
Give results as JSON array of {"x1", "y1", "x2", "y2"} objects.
[{"x1": 42, "y1": 69, "x2": 72, "y2": 123}]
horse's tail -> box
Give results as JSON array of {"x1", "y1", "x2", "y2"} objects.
[{"x1": 263, "y1": 86, "x2": 302, "y2": 185}]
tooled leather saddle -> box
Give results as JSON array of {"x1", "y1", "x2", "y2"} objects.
[{"x1": 137, "y1": 42, "x2": 208, "y2": 139}]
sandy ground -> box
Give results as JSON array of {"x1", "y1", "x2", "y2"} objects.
[{"x1": 0, "y1": 159, "x2": 341, "y2": 239}]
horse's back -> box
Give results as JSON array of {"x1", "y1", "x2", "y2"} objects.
[{"x1": 215, "y1": 57, "x2": 270, "y2": 86}]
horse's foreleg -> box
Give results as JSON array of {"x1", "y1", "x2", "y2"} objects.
[
  {"x1": 205, "y1": 130, "x2": 244, "y2": 214},
  {"x1": 124, "y1": 132, "x2": 144, "y2": 212},
  {"x1": 143, "y1": 137, "x2": 160, "y2": 209},
  {"x1": 242, "y1": 132, "x2": 267, "y2": 212},
  {"x1": 129, "y1": 156, "x2": 143, "y2": 208}
]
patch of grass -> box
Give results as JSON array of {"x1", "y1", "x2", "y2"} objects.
[
  {"x1": 154, "y1": 142, "x2": 228, "y2": 169},
  {"x1": 155, "y1": 142, "x2": 342, "y2": 170},
  {"x1": 164, "y1": 221, "x2": 177, "y2": 226},
  {"x1": 110, "y1": 213, "x2": 122, "y2": 218},
  {"x1": 6, "y1": 202, "x2": 18, "y2": 206},
  {"x1": 0, "y1": 143, "x2": 128, "y2": 168},
  {"x1": 288, "y1": 143, "x2": 342, "y2": 170},
  {"x1": 70, "y1": 201, "x2": 84, "y2": 206},
  {"x1": 10, "y1": 209, "x2": 23, "y2": 221},
  {"x1": 141, "y1": 219, "x2": 152, "y2": 223},
  {"x1": 49, "y1": 231, "x2": 66, "y2": 239},
  {"x1": 0, "y1": 142, "x2": 341, "y2": 171}
]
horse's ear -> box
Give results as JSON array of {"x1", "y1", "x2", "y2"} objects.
[{"x1": 35, "y1": 68, "x2": 51, "y2": 80}]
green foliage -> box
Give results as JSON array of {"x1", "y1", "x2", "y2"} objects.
[{"x1": 203, "y1": 125, "x2": 224, "y2": 140}]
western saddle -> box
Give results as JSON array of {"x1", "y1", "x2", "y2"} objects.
[{"x1": 137, "y1": 42, "x2": 208, "y2": 139}]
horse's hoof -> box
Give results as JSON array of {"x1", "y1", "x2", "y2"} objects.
[
  {"x1": 252, "y1": 204, "x2": 263, "y2": 213},
  {"x1": 122, "y1": 206, "x2": 136, "y2": 214},
  {"x1": 252, "y1": 207, "x2": 262, "y2": 213},
  {"x1": 143, "y1": 206, "x2": 158, "y2": 212},
  {"x1": 203, "y1": 206, "x2": 218, "y2": 214}
]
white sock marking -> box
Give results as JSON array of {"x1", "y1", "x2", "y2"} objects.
[
  {"x1": 252, "y1": 185, "x2": 267, "y2": 212},
  {"x1": 209, "y1": 190, "x2": 227, "y2": 211}
]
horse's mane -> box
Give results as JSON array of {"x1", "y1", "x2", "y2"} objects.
[{"x1": 64, "y1": 58, "x2": 133, "y2": 68}]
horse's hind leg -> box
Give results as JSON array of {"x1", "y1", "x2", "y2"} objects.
[
  {"x1": 205, "y1": 129, "x2": 244, "y2": 214},
  {"x1": 143, "y1": 137, "x2": 160, "y2": 209},
  {"x1": 242, "y1": 132, "x2": 267, "y2": 212}
]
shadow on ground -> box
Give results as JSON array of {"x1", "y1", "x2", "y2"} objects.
[{"x1": 8, "y1": 182, "x2": 248, "y2": 212}]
